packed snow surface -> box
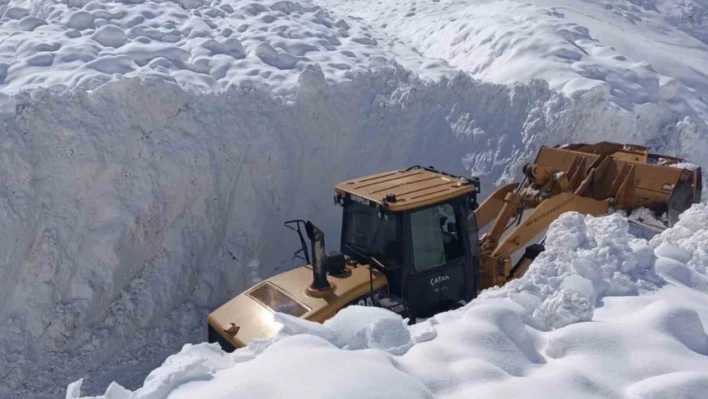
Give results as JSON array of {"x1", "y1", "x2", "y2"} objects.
[
  {"x1": 1, "y1": 0, "x2": 708, "y2": 396},
  {"x1": 68, "y1": 204, "x2": 708, "y2": 399}
]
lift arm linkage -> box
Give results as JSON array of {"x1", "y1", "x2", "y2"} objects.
[{"x1": 474, "y1": 142, "x2": 702, "y2": 291}]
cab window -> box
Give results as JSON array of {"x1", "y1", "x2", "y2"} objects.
[
  {"x1": 410, "y1": 203, "x2": 463, "y2": 272},
  {"x1": 342, "y1": 202, "x2": 401, "y2": 266}
]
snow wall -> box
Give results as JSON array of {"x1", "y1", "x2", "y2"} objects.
[{"x1": 1, "y1": 64, "x2": 707, "y2": 397}]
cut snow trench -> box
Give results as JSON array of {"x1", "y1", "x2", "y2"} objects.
[
  {"x1": 1, "y1": 64, "x2": 705, "y2": 398},
  {"x1": 0, "y1": 0, "x2": 706, "y2": 396}
]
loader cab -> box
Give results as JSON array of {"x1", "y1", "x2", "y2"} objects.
[
  {"x1": 335, "y1": 166, "x2": 480, "y2": 319},
  {"x1": 206, "y1": 166, "x2": 481, "y2": 353}
]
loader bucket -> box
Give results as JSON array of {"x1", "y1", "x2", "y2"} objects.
[{"x1": 532, "y1": 142, "x2": 702, "y2": 221}]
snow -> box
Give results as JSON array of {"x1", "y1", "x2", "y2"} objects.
[
  {"x1": 0, "y1": 0, "x2": 450, "y2": 95},
  {"x1": 3, "y1": 66, "x2": 707, "y2": 397},
  {"x1": 0, "y1": 0, "x2": 706, "y2": 396},
  {"x1": 67, "y1": 204, "x2": 708, "y2": 399},
  {"x1": 478, "y1": 210, "x2": 663, "y2": 330},
  {"x1": 1, "y1": 0, "x2": 707, "y2": 127},
  {"x1": 670, "y1": 162, "x2": 700, "y2": 171},
  {"x1": 3, "y1": 61, "x2": 705, "y2": 398},
  {"x1": 315, "y1": 0, "x2": 708, "y2": 123}
]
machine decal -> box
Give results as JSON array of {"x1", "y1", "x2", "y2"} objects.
[{"x1": 430, "y1": 275, "x2": 450, "y2": 286}]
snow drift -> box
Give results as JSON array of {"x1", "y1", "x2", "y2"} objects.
[{"x1": 67, "y1": 203, "x2": 708, "y2": 399}]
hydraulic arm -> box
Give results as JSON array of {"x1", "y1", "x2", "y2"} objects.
[{"x1": 474, "y1": 142, "x2": 703, "y2": 290}]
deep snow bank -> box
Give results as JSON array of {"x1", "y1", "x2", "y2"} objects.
[
  {"x1": 315, "y1": 0, "x2": 708, "y2": 124},
  {"x1": 68, "y1": 204, "x2": 708, "y2": 399},
  {"x1": 313, "y1": 0, "x2": 708, "y2": 183},
  {"x1": 2, "y1": 63, "x2": 705, "y2": 398}
]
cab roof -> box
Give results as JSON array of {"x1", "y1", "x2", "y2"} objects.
[{"x1": 334, "y1": 166, "x2": 479, "y2": 211}]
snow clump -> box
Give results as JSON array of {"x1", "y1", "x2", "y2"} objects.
[{"x1": 477, "y1": 211, "x2": 663, "y2": 329}]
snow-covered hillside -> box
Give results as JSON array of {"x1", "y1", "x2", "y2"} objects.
[
  {"x1": 68, "y1": 204, "x2": 708, "y2": 399},
  {"x1": 317, "y1": 0, "x2": 708, "y2": 122},
  {"x1": 0, "y1": 0, "x2": 707, "y2": 397}
]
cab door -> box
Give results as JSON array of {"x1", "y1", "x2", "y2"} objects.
[{"x1": 404, "y1": 200, "x2": 470, "y2": 318}]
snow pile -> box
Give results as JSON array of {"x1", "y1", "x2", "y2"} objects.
[
  {"x1": 650, "y1": 203, "x2": 708, "y2": 279},
  {"x1": 0, "y1": 0, "x2": 449, "y2": 95},
  {"x1": 70, "y1": 333, "x2": 435, "y2": 399},
  {"x1": 68, "y1": 205, "x2": 708, "y2": 399},
  {"x1": 273, "y1": 306, "x2": 417, "y2": 355},
  {"x1": 66, "y1": 307, "x2": 432, "y2": 399},
  {"x1": 480, "y1": 211, "x2": 662, "y2": 330}
]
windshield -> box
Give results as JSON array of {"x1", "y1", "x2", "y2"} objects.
[
  {"x1": 342, "y1": 202, "x2": 401, "y2": 267},
  {"x1": 247, "y1": 282, "x2": 310, "y2": 317}
]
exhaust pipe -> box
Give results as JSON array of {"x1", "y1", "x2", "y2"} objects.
[{"x1": 305, "y1": 221, "x2": 331, "y2": 291}]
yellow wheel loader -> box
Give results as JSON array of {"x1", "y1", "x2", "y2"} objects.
[{"x1": 207, "y1": 142, "x2": 703, "y2": 352}]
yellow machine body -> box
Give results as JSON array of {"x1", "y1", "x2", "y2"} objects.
[
  {"x1": 207, "y1": 260, "x2": 387, "y2": 350},
  {"x1": 207, "y1": 142, "x2": 703, "y2": 351}
]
